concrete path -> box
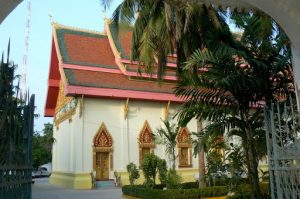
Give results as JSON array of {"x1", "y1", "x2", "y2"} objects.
[{"x1": 32, "y1": 178, "x2": 123, "y2": 199}]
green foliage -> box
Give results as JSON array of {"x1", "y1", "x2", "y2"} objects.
[
  {"x1": 141, "y1": 153, "x2": 160, "y2": 187},
  {"x1": 180, "y1": 181, "x2": 198, "y2": 189},
  {"x1": 0, "y1": 43, "x2": 35, "y2": 166},
  {"x1": 155, "y1": 119, "x2": 179, "y2": 170},
  {"x1": 206, "y1": 150, "x2": 225, "y2": 174},
  {"x1": 205, "y1": 150, "x2": 227, "y2": 187},
  {"x1": 176, "y1": 13, "x2": 292, "y2": 199},
  {"x1": 141, "y1": 153, "x2": 170, "y2": 187},
  {"x1": 228, "y1": 183, "x2": 271, "y2": 199},
  {"x1": 157, "y1": 159, "x2": 167, "y2": 186},
  {"x1": 126, "y1": 162, "x2": 140, "y2": 185},
  {"x1": 122, "y1": 185, "x2": 228, "y2": 199},
  {"x1": 165, "y1": 169, "x2": 182, "y2": 189},
  {"x1": 32, "y1": 123, "x2": 54, "y2": 168},
  {"x1": 107, "y1": 0, "x2": 228, "y2": 79}
]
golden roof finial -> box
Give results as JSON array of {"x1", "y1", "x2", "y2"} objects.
[{"x1": 48, "y1": 14, "x2": 54, "y2": 25}]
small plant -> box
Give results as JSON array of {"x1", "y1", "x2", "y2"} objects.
[
  {"x1": 126, "y1": 162, "x2": 140, "y2": 185},
  {"x1": 166, "y1": 169, "x2": 182, "y2": 189},
  {"x1": 155, "y1": 119, "x2": 179, "y2": 170}
]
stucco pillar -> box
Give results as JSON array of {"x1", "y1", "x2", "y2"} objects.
[{"x1": 121, "y1": 99, "x2": 130, "y2": 170}]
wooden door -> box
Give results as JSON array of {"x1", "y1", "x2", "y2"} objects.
[{"x1": 96, "y1": 152, "x2": 109, "y2": 180}]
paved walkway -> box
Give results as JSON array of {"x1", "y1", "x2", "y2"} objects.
[{"x1": 32, "y1": 178, "x2": 123, "y2": 199}]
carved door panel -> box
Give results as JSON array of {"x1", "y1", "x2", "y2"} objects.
[
  {"x1": 96, "y1": 152, "x2": 109, "y2": 180},
  {"x1": 179, "y1": 148, "x2": 189, "y2": 166}
]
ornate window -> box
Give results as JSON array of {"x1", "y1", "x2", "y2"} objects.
[
  {"x1": 138, "y1": 121, "x2": 155, "y2": 166},
  {"x1": 177, "y1": 127, "x2": 192, "y2": 168}
]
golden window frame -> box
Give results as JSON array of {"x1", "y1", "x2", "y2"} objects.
[
  {"x1": 177, "y1": 127, "x2": 193, "y2": 168},
  {"x1": 138, "y1": 121, "x2": 155, "y2": 166}
]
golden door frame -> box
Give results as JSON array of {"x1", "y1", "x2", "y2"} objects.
[
  {"x1": 138, "y1": 121, "x2": 155, "y2": 166},
  {"x1": 92, "y1": 123, "x2": 114, "y2": 179},
  {"x1": 177, "y1": 127, "x2": 192, "y2": 168}
]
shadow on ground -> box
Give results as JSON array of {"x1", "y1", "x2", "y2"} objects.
[{"x1": 32, "y1": 178, "x2": 123, "y2": 199}]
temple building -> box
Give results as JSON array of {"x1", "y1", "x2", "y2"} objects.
[{"x1": 44, "y1": 20, "x2": 199, "y2": 189}]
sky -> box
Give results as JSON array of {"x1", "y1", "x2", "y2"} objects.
[{"x1": 0, "y1": 0, "x2": 121, "y2": 133}]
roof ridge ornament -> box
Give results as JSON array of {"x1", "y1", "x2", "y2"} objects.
[
  {"x1": 102, "y1": 7, "x2": 107, "y2": 21},
  {"x1": 51, "y1": 22, "x2": 106, "y2": 36},
  {"x1": 48, "y1": 14, "x2": 54, "y2": 25}
]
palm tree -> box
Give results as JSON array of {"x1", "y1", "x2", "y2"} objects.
[
  {"x1": 102, "y1": 0, "x2": 229, "y2": 79},
  {"x1": 175, "y1": 13, "x2": 292, "y2": 199},
  {"x1": 195, "y1": 119, "x2": 206, "y2": 188},
  {"x1": 155, "y1": 119, "x2": 179, "y2": 171},
  {"x1": 102, "y1": 0, "x2": 230, "y2": 188}
]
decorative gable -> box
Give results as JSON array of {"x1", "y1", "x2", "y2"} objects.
[
  {"x1": 93, "y1": 123, "x2": 113, "y2": 148},
  {"x1": 138, "y1": 121, "x2": 155, "y2": 148}
]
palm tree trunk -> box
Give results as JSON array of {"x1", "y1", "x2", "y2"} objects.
[
  {"x1": 243, "y1": 128, "x2": 263, "y2": 199},
  {"x1": 172, "y1": 149, "x2": 176, "y2": 171},
  {"x1": 197, "y1": 118, "x2": 206, "y2": 188}
]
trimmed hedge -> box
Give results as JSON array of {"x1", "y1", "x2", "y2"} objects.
[
  {"x1": 228, "y1": 193, "x2": 271, "y2": 199},
  {"x1": 122, "y1": 185, "x2": 228, "y2": 199},
  {"x1": 228, "y1": 183, "x2": 270, "y2": 199}
]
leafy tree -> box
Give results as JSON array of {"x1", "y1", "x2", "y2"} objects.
[
  {"x1": 155, "y1": 119, "x2": 179, "y2": 170},
  {"x1": 141, "y1": 153, "x2": 160, "y2": 187},
  {"x1": 32, "y1": 123, "x2": 54, "y2": 168},
  {"x1": 175, "y1": 13, "x2": 292, "y2": 199},
  {"x1": 126, "y1": 162, "x2": 140, "y2": 185},
  {"x1": 141, "y1": 153, "x2": 169, "y2": 187}
]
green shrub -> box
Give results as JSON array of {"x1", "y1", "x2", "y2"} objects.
[
  {"x1": 127, "y1": 162, "x2": 140, "y2": 185},
  {"x1": 166, "y1": 169, "x2": 182, "y2": 189},
  {"x1": 180, "y1": 181, "x2": 198, "y2": 189},
  {"x1": 141, "y1": 153, "x2": 160, "y2": 187},
  {"x1": 228, "y1": 183, "x2": 270, "y2": 199},
  {"x1": 122, "y1": 185, "x2": 228, "y2": 199},
  {"x1": 157, "y1": 159, "x2": 167, "y2": 186},
  {"x1": 228, "y1": 193, "x2": 271, "y2": 199}
]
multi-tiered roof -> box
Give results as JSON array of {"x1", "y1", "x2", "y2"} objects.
[{"x1": 45, "y1": 20, "x2": 181, "y2": 117}]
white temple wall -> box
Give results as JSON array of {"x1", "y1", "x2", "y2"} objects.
[
  {"x1": 53, "y1": 116, "x2": 71, "y2": 172},
  {"x1": 80, "y1": 97, "x2": 199, "y2": 176},
  {"x1": 71, "y1": 106, "x2": 84, "y2": 172},
  {"x1": 52, "y1": 96, "x2": 199, "y2": 180},
  {"x1": 82, "y1": 98, "x2": 124, "y2": 176}
]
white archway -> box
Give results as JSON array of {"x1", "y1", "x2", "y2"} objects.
[{"x1": 0, "y1": 0, "x2": 23, "y2": 24}]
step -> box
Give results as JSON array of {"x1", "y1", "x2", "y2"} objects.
[{"x1": 96, "y1": 180, "x2": 115, "y2": 188}]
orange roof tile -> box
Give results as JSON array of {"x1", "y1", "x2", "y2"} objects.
[{"x1": 64, "y1": 68, "x2": 176, "y2": 94}]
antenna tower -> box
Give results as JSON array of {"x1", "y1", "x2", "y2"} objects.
[{"x1": 21, "y1": 0, "x2": 31, "y2": 97}]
